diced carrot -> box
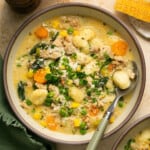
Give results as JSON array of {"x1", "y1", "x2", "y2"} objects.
[
  {"x1": 35, "y1": 26, "x2": 48, "y2": 39},
  {"x1": 111, "y1": 40, "x2": 128, "y2": 56},
  {"x1": 108, "y1": 64, "x2": 115, "y2": 72},
  {"x1": 46, "y1": 116, "x2": 55, "y2": 123},
  {"x1": 33, "y1": 69, "x2": 47, "y2": 84},
  {"x1": 46, "y1": 116, "x2": 57, "y2": 130},
  {"x1": 89, "y1": 106, "x2": 99, "y2": 116}
]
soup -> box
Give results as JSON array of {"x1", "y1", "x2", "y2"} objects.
[
  {"x1": 124, "y1": 128, "x2": 150, "y2": 150},
  {"x1": 13, "y1": 16, "x2": 135, "y2": 135}
]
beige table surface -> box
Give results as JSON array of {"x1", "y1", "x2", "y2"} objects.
[{"x1": 0, "y1": 0, "x2": 150, "y2": 149}]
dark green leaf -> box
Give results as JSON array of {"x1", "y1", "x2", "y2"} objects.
[
  {"x1": 45, "y1": 74, "x2": 60, "y2": 85},
  {"x1": 51, "y1": 32, "x2": 59, "y2": 41},
  {"x1": 29, "y1": 43, "x2": 49, "y2": 55},
  {"x1": 17, "y1": 81, "x2": 27, "y2": 100},
  {"x1": 25, "y1": 99, "x2": 32, "y2": 106},
  {"x1": 30, "y1": 58, "x2": 44, "y2": 70}
]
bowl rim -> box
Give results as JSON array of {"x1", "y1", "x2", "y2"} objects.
[
  {"x1": 112, "y1": 114, "x2": 150, "y2": 150},
  {"x1": 3, "y1": 2, "x2": 146, "y2": 144}
]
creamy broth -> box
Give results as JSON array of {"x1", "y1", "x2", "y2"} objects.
[{"x1": 13, "y1": 16, "x2": 135, "y2": 135}]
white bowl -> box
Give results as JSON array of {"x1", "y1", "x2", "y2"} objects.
[
  {"x1": 3, "y1": 3, "x2": 146, "y2": 144},
  {"x1": 112, "y1": 114, "x2": 150, "y2": 150}
]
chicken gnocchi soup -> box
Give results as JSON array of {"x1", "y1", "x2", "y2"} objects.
[
  {"x1": 124, "y1": 128, "x2": 150, "y2": 150},
  {"x1": 13, "y1": 16, "x2": 135, "y2": 135}
]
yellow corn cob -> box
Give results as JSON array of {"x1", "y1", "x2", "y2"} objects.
[{"x1": 115, "y1": 0, "x2": 150, "y2": 22}]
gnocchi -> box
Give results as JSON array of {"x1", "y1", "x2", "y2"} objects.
[
  {"x1": 113, "y1": 70, "x2": 131, "y2": 89},
  {"x1": 30, "y1": 89, "x2": 48, "y2": 105}
]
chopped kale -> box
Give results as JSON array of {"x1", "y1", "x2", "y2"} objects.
[
  {"x1": 17, "y1": 81, "x2": 27, "y2": 100},
  {"x1": 30, "y1": 58, "x2": 44, "y2": 70},
  {"x1": 124, "y1": 139, "x2": 135, "y2": 150},
  {"x1": 100, "y1": 54, "x2": 112, "y2": 71},
  {"x1": 29, "y1": 43, "x2": 49, "y2": 55},
  {"x1": 51, "y1": 31, "x2": 59, "y2": 41}
]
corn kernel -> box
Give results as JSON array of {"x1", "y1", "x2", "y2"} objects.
[
  {"x1": 109, "y1": 116, "x2": 115, "y2": 123},
  {"x1": 93, "y1": 119, "x2": 101, "y2": 127},
  {"x1": 76, "y1": 65, "x2": 81, "y2": 72},
  {"x1": 45, "y1": 67, "x2": 51, "y2": 73},
  {"x1": 51, "y1": 20, "x2": 59, "y2": 28},
  {"x1": 60, "y1": 30, "x2": 68, "y2": 37},
  {"x1": 33, "y1": 113, "x2": 42, "y2": 120},
  {"x1": 73, "y1": 30, "x2": 79, "y2": 36},
  {"x1": 101, "y1": 68, "x2": 108, "y2": 76},
  {"x1": 59, "y1": 65, "x2": 65, "y2": 70},
  {"x1": 67, "y1": 79, "x2": 73, "y2": 85},
  {"x1": 40, "y1": 120, "x2": 47, "y2": 127},
  {"x1": 71, "y1": 102, "x2": 80, "y2": 108},
  {"x1": 27, "y1": 69, "x2": 34, "y2": 78},
  {"x1": 73, "y1": 118, "x2": 81, "y2": 127}
]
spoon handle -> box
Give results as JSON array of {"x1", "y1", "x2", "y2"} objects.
[
  {"x1": 86, "y1": 95, "x2": 120, "y2": 150},
  {"x1": 86, "y1": 112, "x2": 110, "y2": 150}
]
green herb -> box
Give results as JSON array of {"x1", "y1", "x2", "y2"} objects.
[
  {"x1": 17, "y1": 81, "x2": 27, "y2": 100},
  {"x1": 71, "y1": 53, "x2": 77, "y2": 60},
  {"x1": 59, "y1": 87, "x2": 68, "y2": 95},
  {"x1": 107, "y1": 30, "x2": 114, "y2": 35},
  {"x1": 16, "y1": 63, "x2": 22, "y2": 67},
  {"x1": 44, "y1": 97, "x2": 53, "y2": 106},
  {"x1": 100, "y1": 54, "x2": 112, "y2": 71},
  {"x1": 80, "y1": 108, "x2": 87, "y2": 116},
  {"x1": 49, "y1": 60, "x2": 59, "y2": 70},
  {"x1": 79, "y1": 79, "x2": 88, "y2": 86},
  {"x1": 118, "y1": 101, "x2": 124, "y2": 108},
  {"x1": 79, "y1": 122, "x2": 87, "y2": 135},
  {"x1": 62, "y1": 57, "x2": 69, "y2": 66},
  {"x1": 99, "y1": 77, "x2": 109, "y2": 88},
  {"x1": 124, "y1": 139, "x2": 135, "y2": 150},
  {"x1": 59, "y1": 107, "x2": 73, "y2": 117},
  {"x1": 29, "y1": 43, "x2": 49, "y2": 55},
  {"x1": 92, "y1": 98, "x2": 97, "y2": 103},
  {"x1": 47, "y1": 91, "x2": 55, "y2": 98},
  {"x1": 25, "y1": 99, "x2": 32, "y2": 106},
  {"x1": 118, "y1": 97, "x2": 124, "y2": 108},
  {"x1": 67, "y1": 27, "x2": 74, "y2": 35},
  {"x1": 76, "y1": 72, "x2": 86, "y2": 79},
  {"x1": 32, "y1": 108, "x2": 35, "y2": 113},
  {"x1": 45, "y1": 74, "x2": 60, "y2": 85},
  {"x1": 51, "y1": 31, "x2": 59, "y2": 41},
  {"x1": 51, "y1": 44, "x2": 56, "y2": 49},
  {"x1": 87, "y1": 89, "x2": 92, "y2": 96}
]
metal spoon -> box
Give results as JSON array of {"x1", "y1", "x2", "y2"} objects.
[{"x1": 86, "y1": 62, "x2": 138, "y2": 150}]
